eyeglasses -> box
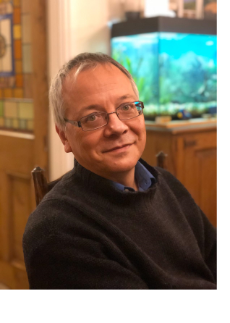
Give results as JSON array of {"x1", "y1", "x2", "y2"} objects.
[{"x1": 64, "y1": 101, "x2": 144, "y2": 131}]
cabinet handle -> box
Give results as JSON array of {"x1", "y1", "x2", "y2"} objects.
[{"x1": 184, "y1": 139, "x2": 197, "y2": 148}]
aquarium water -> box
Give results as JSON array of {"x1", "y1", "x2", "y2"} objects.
[{"x1": 111, "y1": 32, "x2": 217, "y2": 120}]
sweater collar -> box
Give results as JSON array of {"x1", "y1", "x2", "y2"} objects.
[
  {"x1": 74, "y1": 158, "x2": 159, "y2": 194},
  {"x1": 112, "y1": 161, "x2": 156, "y2": 192}
]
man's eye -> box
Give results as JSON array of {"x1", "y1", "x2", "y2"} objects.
[
  {"x1": 121, "y1": 104, "x2": 132, "y2": 111},
  {"x1": 85, "y1": 114, "x2": 97, "y2": 122}
]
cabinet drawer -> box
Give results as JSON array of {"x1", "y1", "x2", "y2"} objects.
[{"x1": 180, "y1": 131, "x2": 216, "y2": 150}]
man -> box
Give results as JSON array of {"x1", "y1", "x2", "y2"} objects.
[{"x1": 23, "y1": 53, "x2": 216, "y2": 289}]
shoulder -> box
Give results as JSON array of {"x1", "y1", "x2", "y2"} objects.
[
  {"x1": 23, "y1": 197, "x2": 74, "y2": 247},
  {"x1": 140, "y1": 159, "x2": 212, "y2": 232},
  {"x1": 140, "y1": 158, "x2": 193, "y2": 197},
  {"x1": 23, "y1": 169, "x2": 85, "y2": 252},
  {"x1": 139, "y1": 158, "x2": 186, "y2": 193},
  {"x1": 22, "y1": 190, "x2": 91, "y2": 273}
]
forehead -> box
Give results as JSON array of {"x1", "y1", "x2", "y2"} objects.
[{"x1": 62, "y1": 63, "x2": 136, "y2": 108}]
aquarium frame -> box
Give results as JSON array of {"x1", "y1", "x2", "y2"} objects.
[{"x1": 111, "y1": 16, "x2": 216, "y2": 38}]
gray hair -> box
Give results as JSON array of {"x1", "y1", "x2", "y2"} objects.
[{"x1": 49, "y1": 52, "x2": 139, "y2": 130}]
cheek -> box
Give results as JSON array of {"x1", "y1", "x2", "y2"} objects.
[
  {"x1": 135, "y1": 120, "x2": 146, "y2": 153},
  {"x1": 76, "y1": 131, "x2": 103, "y2": 157},
  {"x1": 142, "y1": 125, "x2": 146, "y2": 143},
  {"x1": 134, "y1": 118, "x2": 146, "y2": 140}
]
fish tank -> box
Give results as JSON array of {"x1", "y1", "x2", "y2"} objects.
[{"x1": 111, "y1": 16, "x2": 217, "y2": 121}]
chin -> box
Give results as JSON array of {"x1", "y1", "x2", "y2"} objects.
[{"x1": 103, "y1": 158, "x2": 138, "y2": 174}]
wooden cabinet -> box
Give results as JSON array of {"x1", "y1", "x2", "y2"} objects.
[{"x1": 142, "y1": 120, "x2": 217, "y2": 227}]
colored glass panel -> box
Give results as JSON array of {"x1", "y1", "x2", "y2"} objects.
[
  {"x1": 15, "y1": 59, "x2": 22, "y2": 73},
  {"x1": 21, "y1": 14, "x2": 30, "y2": 43},
  {"x1": 1, "y1": 17, "x2": 11, "y2": 45},
  {"x1": 0, "y1": 13, "x2": 14, "y2": 77},
  {"x1": 13, "y1": 7, "x2": 21, "y2": 24},
  {"x1": 0, "y1": 4, "x2": 7, "y2": 13},
  {"x1": 18, "y1": 101, "x2": 33, "y2": 119},
  {"x1": 0, "y1": 0, "x2": 34, "y2": 132},
  {"x1": 3, "y1": 88, "x2": 12, "y2": 97},
  {"x1": 13, "y1": 24, "x2": 21, "y2": 39},
  {"x1": 12, "y1": 118, "x2": 18, "y2": 128},
  {"x1": 14, "y1": 39, "x2": 22, "y2": 59},
  {"x1": 6, "y1": 2, "x2": 13, "y2": 14},
  {"x1": 2, "y1": 46, "x2": 12, "y2": 71},
  {"x1": 13, "y1": 0, "x2": 20, "y2": 7},
  {"x1": 13, "y1": 88, "x2": 23, "y2": 97},
  {"x1": 19, "y1": 119, "x2": 26, "y2": 129},
  {"x1": 23, "y1": 73, "x2": 32, "y2": 98},
  {"x1": 0, "y1": 100, "x2": 3, "y2": 115},
  {"x1": 9, "y1": 76, "x2": 14, "y2": 86},
  {"x1": 27, "y1": 120, "x2": 33, "y2": 130},
  {"x1": 4, "y1": 100, "x2": 17, "y2": 117},
  {"x1": 22, "y1": 44, "x2": 32, "y2": 72},
  {"x1": 5, "y1": 117, "x2": 12, "y2": 127},
  {"x1": 15, "y1": 73, "x2": 23, "y2": 86}
]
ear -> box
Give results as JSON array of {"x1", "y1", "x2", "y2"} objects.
[{"x1": 55, "y1": 124, "x2": 73, "y2": 153}]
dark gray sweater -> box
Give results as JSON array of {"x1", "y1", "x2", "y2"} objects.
[{"x1": 23, "y1": 159, "x2": 216, "y2": 289}]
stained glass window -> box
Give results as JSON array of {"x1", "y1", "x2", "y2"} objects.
[{"x1": 0, "y1": 0, "x2": 34, "y2": 132}]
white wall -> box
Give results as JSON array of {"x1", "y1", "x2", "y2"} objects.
[
  {"x1": 48, "y1": 0, "x2": 72, "y2": 180},
  {"x1": 47, "y1": 0, "x2": 149, "y2": 180},
  {"x1": 47, "y1": 0, "x2": 125, "y2": 180}
]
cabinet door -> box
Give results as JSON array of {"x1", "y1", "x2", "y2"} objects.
[{"x1": 179, "y1": 131, "x2": 217, "y2": 227}]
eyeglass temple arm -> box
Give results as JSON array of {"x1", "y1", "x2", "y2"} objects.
[{"x1": 64, "y1": 118, "x2": 82, "y2": 128}]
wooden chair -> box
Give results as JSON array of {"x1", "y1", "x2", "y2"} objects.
[
  {"x1": 156, "y1": 151, "x2": 168, "y2": 169},
  {"x1": 31, "y1": 168, "x2": 65, "y2": 206},
  {"x1": 32, "y1": 152, "x2": 167, "y2": 206}
]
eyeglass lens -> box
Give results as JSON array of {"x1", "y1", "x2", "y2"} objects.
[{"x1": 81, "y1": 102, "x2": 143, "y2": 131}]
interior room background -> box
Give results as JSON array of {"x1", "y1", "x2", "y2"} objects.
[{"x1": 0, "y1": 0, "x2": 217, "y2": 289}]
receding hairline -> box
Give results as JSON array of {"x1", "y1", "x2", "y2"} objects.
[
  {"x1": 61, "y1": 62, "x2": 139, "y2": 110},
  {"x1": 63, "y1": 61, "x2": 138, "y2": 93},
  {"x1": 49, "y1": 52, "x2": 139, "y2": 130}
]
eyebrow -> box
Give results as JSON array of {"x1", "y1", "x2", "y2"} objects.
[
  {"x1": 80, "y1": 104, "x2": 103, "y2": 112},
  {"x1": 117, "y1": 94, "x2": 137, "y2": 102},
  {"x1": 78, "y1": 94, "x2": 137, "y2": 117}
]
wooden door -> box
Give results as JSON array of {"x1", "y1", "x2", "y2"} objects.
[
  {"x1": 180, "y1": 130, "x2": 217, "y2": 227},
  {"x1": 0, "y1": 0, "x2": 48, "y2": 289}
]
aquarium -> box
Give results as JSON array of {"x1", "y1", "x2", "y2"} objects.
[{"x1": 111, "y1": 31, "x2": 217, "y2": 120}]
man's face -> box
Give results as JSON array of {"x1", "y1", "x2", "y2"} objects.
[{"x1": 57, "y1": 63, "x2": 146, "y2": 182}]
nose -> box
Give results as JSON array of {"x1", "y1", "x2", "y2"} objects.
[{"x1": 103, "y1": 111, "x2": 128, "y2": 137}]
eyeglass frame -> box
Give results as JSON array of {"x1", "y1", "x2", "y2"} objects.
[{"x1": 64, "y1": 101, "x2": 144, "y2": 131}]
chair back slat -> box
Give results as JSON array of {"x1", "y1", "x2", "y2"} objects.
[
  {"x1": 32, "y1": 167, "x2": 48, "y2": 206},
  {"x1": 156, "y1": 151, "x2": 168, "y2": 169}
]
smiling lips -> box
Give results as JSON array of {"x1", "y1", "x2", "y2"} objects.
[{"x1": 104, "y1": 143, "x2": 133, "y2": 153}]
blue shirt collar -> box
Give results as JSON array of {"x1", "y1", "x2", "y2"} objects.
[{"x1": 112, "y1": 161, "x2": 155, "y2": 192}]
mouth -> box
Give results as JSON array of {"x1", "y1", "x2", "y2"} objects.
[{"x1": 103, "y1": 143, "x2": 133, "y2": 153}]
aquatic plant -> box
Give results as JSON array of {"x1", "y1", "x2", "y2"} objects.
[{"x1": 111, "y1": 32, "x2": 217, "y2": 120}]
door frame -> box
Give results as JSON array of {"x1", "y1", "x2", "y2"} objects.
[{"x1": 47, "y1": 0, "x2": 74, "y2": 181}]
